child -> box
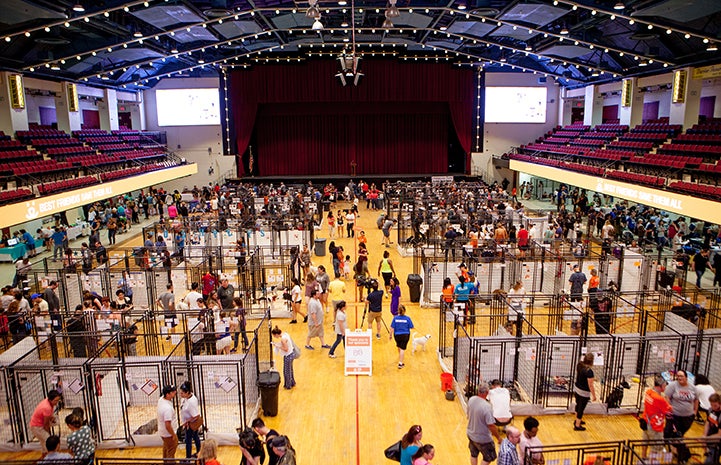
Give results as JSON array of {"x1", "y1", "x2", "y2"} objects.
[
  {"x1": 358, "y1": 230, "x2": 367, "y2": 245},
  {"x1": 336, "y1": 210, "x2": 345, "y2": 238},
  {"x1": 343, "y1": 255, "x2": 352, "y2": 279}
]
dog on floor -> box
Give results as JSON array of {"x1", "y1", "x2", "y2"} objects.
[{"x1": 411, "y1": 333, "x2": 431, "y2": 354}]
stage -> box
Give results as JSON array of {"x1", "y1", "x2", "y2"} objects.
[{"x1": 225, "y1": 172, "x2": 474, "y2": 187}]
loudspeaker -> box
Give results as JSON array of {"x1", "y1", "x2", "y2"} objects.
[
  {"x1": 537, "y1": 77, "x2": 547, "y2": 84},
  {"x1": 672, "y1": 70, "x2": 687, "y2": 103},
  {"x1": 8, "y1": 74, "x2": 25, "y2": 109},
  {"x1": 621, "y1": 79, "x2": 632, "y2": 107},
  {"x1": 67, "y1": 83, "x2": 79, "y2": 112}
]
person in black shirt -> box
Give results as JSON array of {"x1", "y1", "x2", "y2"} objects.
[
  {"x1": 251, "y1": 418, "x2": 279, "y2": 465},
  {"x1": 693, "y1": 248, "x2": 711, "y2": 288},
  {"x1": 365, "y1": 280, "x2": 384, "y2": 339},
  {"x1": 704, "y1": 393, "x2": 721, "y2": 463}
]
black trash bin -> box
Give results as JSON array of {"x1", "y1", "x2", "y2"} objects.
[
  {"x1": 321, "y1": 200, "x2": 331, "y2": 212},
  {"x1": 407, "y1": 274, "x2": 423, "y2": 303},
  {"x1": 257, "y1": 371, "x2": 280, "y2": 416},
  {"x1": 314, "y1": 237, "x2": 327, "y2": 257}
]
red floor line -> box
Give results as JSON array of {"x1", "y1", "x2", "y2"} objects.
[{"x1": 355, "y1": 374, "x2": 361, "y2": 465}]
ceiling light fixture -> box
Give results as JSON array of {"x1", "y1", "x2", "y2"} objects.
[
  {"x1": 72, "y1": 3, "x2": 85, "y2": 12},
  {"x1": 312, "y1": 17, "x2": 324, "y2": 30},
  {"x1": 708, "y1": 43, "x2": 718, "y2": 52},
  {"x1": 613, "y1": 2, "x2": 624, "y2": 9},
  {"x1": 560, "y1": 27, "x2": 569, "y2": 35},
  {"x1": 382, "y1": 18, "x2": 393, "y2": 29},
  {"x1": 386, "y1": 0, "x2": 400, "y2": 19}
]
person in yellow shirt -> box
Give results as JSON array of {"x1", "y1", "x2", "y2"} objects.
[{"x1": 327, "y1": 274, "x2": 347, "y2": 322}]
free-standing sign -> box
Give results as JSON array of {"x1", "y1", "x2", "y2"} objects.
[{"x1": 344, "y1": 329, "x2": 372, "y2": 376}]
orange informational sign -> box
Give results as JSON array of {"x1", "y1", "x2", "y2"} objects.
[{"x1": 344, "y1": 330, "x2": 373, "y2": 376}]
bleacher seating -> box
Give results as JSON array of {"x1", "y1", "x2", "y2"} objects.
[
  {"x1": 617, "y1": 132, "x2": 669, "y2": 143},
  {"x1": 606, "y1": 140, "x2": 655, "y2": 152},
  {"x1": 16, "y1": 129, "x2": 70, "y2": 143},
  {"x1": 630, "y1": 123, "x2": 682, "y2": 136},
  {"x1": 522, "y1": 143, "x2": 588, "y2": 156},
  {"x1": 37, "y1": 176, "x2": 99, "y2": 195},
  {"x1": 625, "y1": 154, "x2": 702, "y2": 169},
  {"x1": 7, "y1": 159, "x2": 74, "y2": 176},
  {"x1": 686, "y1": 123, "x2": 721, "y2": 134},
  {"x1": 673, "y1": 134, "x2": 721, "y2": 144},
  {"x1": 657, "y1": 143, "x2": 721, "y2": 157},
  {"x1": 580, "y1": 149, "x2": 627, "y2": 161},
  {"x1": 606, "y1": 170, "x2": 666, "y2": 188},
  {"x1": 47, "y1": 146, "x2": 96, "y2": 158},
  {"x1": 668, "y1": 181, "x2": 721, "y2": 199},
  {"x1": 0, "y1": 139, "x2": 25, "y2": 150},
  {"x1": 594, "y1": 124, "x2": 629, "y2": 133},
  {"x1": 0, "y1": 188, "x2": 33, "y2": 205},
  {"x1": 30, "y1": 137, "x2": 84, "y2": 150},
  {"x1": 0, "y1": 149, "x2": 43, "y2": 162},
  {"x1": 0, "y1": 131, "x2": 10, "y2": 141}
]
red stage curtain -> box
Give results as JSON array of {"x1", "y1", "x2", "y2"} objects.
[{"x1": 228, "y1": 59, "x2": 474, "y2": 176}]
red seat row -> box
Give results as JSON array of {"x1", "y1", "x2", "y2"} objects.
[
  {"x1": 30, "y1": 137, "x2": 84, "y2": 149},
  {"x1": 47, "y1": 146, "x2": 96, "y2": 157},
  {"x1": 594, "y1": 124, "x2": 629, "y2": 133},
  {"x1": 582, "y1": 149, "x2": 627, "y2": 161},
  {"x1": 0, "y1": 149, "x2": 42, "y2": 161},
  {"x1": 606, "y1": 170, "x2": 666, "y2": 187},
  {"x1": 0, "y1": 139, "x2": 25, "y2": 150},
  {"x1": 606, "y1": 141, "x2": 655, "y2": 151},
  {"x1": 668, "y1": 181, "x2": 721, "y2": 199},
  {"x1": 67, "y1": 155, "x2": 119, "y2": 166},
  {"x1": 16, "y1": 129, "x2": 69, "y2": 141},
  {"x1": 618, "y1": 132, "x2": 669, "y2": 142},
  {"x1": 7, "y1": 159, "x2": 74, "y2": 176},
  {"x1": 673, "y1": 133, "x2": 721, "y2": 144},
  {"x1": 631, "y1": 123, "x2": 682, "y2": 135},
  {"x1": 38, "y1": 176, "x2": 99, "y2": 195},
  {"x1": 657, "y1": 143, "x2": 721, "y2": 155},
  {"x1": 0, "y1": 188, "x2": 34, "y2": 204}
]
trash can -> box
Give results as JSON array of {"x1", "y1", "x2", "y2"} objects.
[
  {"x1": 407, "y1": 274, "x2": 423, "y2": 303},
  {"x1": 321, "y1": 200, "x2": 331, "y2": 212},
  {"x1": 314, "y1": 237, "x2": 327, "y2": 257},
  {"x1": 257, "y1": 371, "x2": 280, "y2": 416},
  {"x1": 441, "y1": 372, "x2": 454, "y2": 391}
]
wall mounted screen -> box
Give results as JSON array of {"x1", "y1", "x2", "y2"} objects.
[
  {"x1": 485, "y1": 87, "x2": 547, "y2": 123},
  {"x1": 156, "y1": 88, "x2": 220, "y2": 126}
]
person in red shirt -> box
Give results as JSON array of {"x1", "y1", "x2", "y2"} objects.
[
  {"x1": 517, "y1": 224, "x2": 530, "y2": 258},
  {"x1": 29, "y1": 390, "x2": 62, "y2": 454},
  {"x1": 201, "y1": 271, "x2": 217, "y2": 301},
  {"x1": 642, "y1": 376, "x2": 673, "y2": 456}
]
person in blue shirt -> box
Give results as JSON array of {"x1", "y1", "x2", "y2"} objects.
[
  {"x1": 389, "y1": 305, "x2": 414, "y2": 369},
  {"x1": 455, "y1": 275, "x2": 472, "y2": 325},
  {"x1": 50, "y1": 227, "x2": 67, "y2": 262},
  {"x1": 20, "y1": 229, "x2": 36, "y2": 257}
]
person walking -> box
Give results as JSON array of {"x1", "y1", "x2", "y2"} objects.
[
  {"x1": 328, "y1": 300, "x2": 347, "y2": 359},
  {"x1": 271, "y1": 326, "x2": 298, "y2": 389},
  {"x1": 664, "y1": 370, "x2": 698, "y2": 439},
  {"x1": 29, "y1": 390, "x2": 62, "y2": 454},
  {"x1": 497, "y1": 426, "x2": 521, "y2": 465},
  {"x1": 692, "y1": 248, "x2": 711, "y2": 288},
  {"x1": 378, "y1": 250, "x2": 396, "y2": 295},
  {"x1": 573, "y1": 353, "x2": 596, "y2": 431},
  {"x1": 327, "y1": 274, "x2": 347, "y2": 321},
  {"x1": 65, "y1": 413, "x2": 95, "y2": 465},
  {"x1": 389, "y1": 276, "x2": 402, "y2": 316},
  {"x1": 400, "y1": 425, "x2": 423, "y2": 465},
  {"x1": 411, "y1": 445, "x2": 435, "y2": 465},
  {"x1": 389, "y1": 304, "x2": 414, "y2": 368},
  {"x1": 467, "y1": 382, "x2": 501, "y2": 465},
  {"x1": 304, "y1": 290, "x2": 329, "y2": 350},
  {"x1": 316, "y1": 265, "x2": 330, "y2": 313},
  {"x1": 289, "y1": 278, "x2": 306, "y2": 324},
  {"x1": 518, "y1": 417, "x2": 544, "y2": 465},
  {"x1": 157, "y1": 385, "x2": 178, "y2": 459},
  {"x1": 179, "y1": 381, "x2": 202, "y2": 458},
  {"x1": 640, "y1": 376, "x2": 672, "y2": 457},
  {"x1": 568, "y1": 264, "x2": 587, "y2": 303},
  {"x1": 364, "y1": 279, "x2": 384, "y2": 339}
]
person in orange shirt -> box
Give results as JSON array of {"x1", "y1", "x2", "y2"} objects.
[
  {"x1": 641, "y1": 376, "x2": 673, "y2": 457},
  {"x1": 441, "y1": 277, "x2": 454, "y2": 313}
]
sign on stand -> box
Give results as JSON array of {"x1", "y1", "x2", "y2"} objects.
[{"x1": 345, "y1": 329, "x2": 372, "y2": 376}]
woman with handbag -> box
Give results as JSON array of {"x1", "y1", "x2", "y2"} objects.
[
  {"x1": 271, "y1": 326, "x2": 298, "y2": 389},
  {"x1": 179, "y1": 381, "x2": 202, "y2": 458},
  {"x1": 400, "y1": 424, "x2": 423, "y2": 465}
]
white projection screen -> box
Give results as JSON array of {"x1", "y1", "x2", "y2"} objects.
[
  {"x1": 485, "y1": 86, "x2": 548, "y2": 123},
  {"x1": 156, "y1": 88, "x2": 221, "y2": 126}
]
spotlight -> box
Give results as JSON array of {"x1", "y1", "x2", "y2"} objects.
[
  {"x1": 385, "y1": 6, "x2": 400, "y2": 18},
  {"x1": 560, "y1": 27, "x2": 569, "y2": 35},
  {"x1": 613, "y1": 2, "x2": 624, "y2": 9},
  {"x1": 311, "y1": 17, "x2": 324, "y2": 30},
  {"x1": 382, "y1": 18, "x2": 393, "y2": 29},
  {"x1": 72, "y1": 3, "x2": 85, "y2": 12},
  {"x1": 708, "y1": 43, "x2": 718, "y2": 52},
  {"x1": 306, "y1": 5, "x2": 320, "y2": 18}
]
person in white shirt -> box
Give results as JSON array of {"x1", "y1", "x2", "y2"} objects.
[
  {"x1": 157, "y1": 385, "x2": 178, "y2": 459},
  {"x1": 695, "y1": 374, "x2": 716, "y2": 423},
  {"x1": 488, "y1": 379, "x2": 513, "y2": 428},
  {"x1": 179, "y1": 382, "x2": 202, "y2": 458},
  {"x1": 518, "y1": 417, "x2": 544, "y2": 465},
  {"x1": 185, "y1": 282, "x2": 204, "y2": 310}
]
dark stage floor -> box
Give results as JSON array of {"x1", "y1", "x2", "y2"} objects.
[{"x1": 226, "y1": 172, "x2": 472, "y2": 186}]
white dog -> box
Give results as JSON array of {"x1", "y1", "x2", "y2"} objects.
[{"x1": 411, "y1": 333, "x2": 431, "y2": 354}]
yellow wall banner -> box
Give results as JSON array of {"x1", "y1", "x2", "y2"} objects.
[
  {"x1": 692, "y1": 64, "x2": 721, "y2": 80},
  {"x1": 509, "y1": 159, "x2": 721, "y2": 223},
  {"x1": 0, "y1": 164, "x2": 197, "y2": 229}
]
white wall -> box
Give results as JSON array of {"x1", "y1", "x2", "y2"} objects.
[
  {"x1": 700, "y1": 78, "x2": 721, "y2": 117},
  {"x1": 26, "y1": 94, "x2": 56, "y2": 124},
  {"x1": 143, "y1": 77, "x2": 233, "y2": 191},
  {"x1": 473, "y1": 73, "x2": 561, "y2": 182}
]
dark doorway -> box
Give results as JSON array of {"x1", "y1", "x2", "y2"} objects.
[
  {"x1": 571, "y1": 107, "x2": 584, "y2": 124},
  {"x1": 699, "y1": 96, "x2": 716, "y2": 121},
  {"x1": 118, "y1": 111, "x2": 132, "y2": 129},
  {"x1": 642, "y1": 101, "x2": 659, "y2": 123},
  {"x1": 82, "y1": 109, "x2": 100, "y2": 129},
  {"x1": 602, "y1": 105, "x2": 619, "y2": 123}
]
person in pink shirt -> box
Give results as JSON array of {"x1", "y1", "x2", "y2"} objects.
[
  {"x1": 412, "y1": 445, "x2": 436, "y2": 465},
  {"x1": 29, "y1": 390, "x2": 62, "y2": 454}
]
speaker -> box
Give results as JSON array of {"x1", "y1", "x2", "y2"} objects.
[
  {"x1": 67, "y1": 83, "x2": 79, "y2": 112},
  {"x1": 537, "y1": 77, "x2": 547, "y2": 84},
  {"x1": 8, "y1": 74, "x2": 25, "y2": 109},
  {"x1": 672, "y1": 70, "x2": 687, "y2": 103},
  {"x1": 621, "y1": 78, "x2": 632, "y2": 107}
]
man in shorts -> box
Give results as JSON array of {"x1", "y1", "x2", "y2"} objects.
[
  {"x1": 467, "y1": 382, "x2": 501, "y2": 465},
  {"x1": 364, "y1": 280, "x2": 384, "y2": 339},
  {"x1": 156, "y1": 283, "x2": 177, "y2": 339}
]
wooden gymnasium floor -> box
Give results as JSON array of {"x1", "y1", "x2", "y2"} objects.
[{"x1": 0, "y1": 200, "x2": 705, "y2": 464}]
